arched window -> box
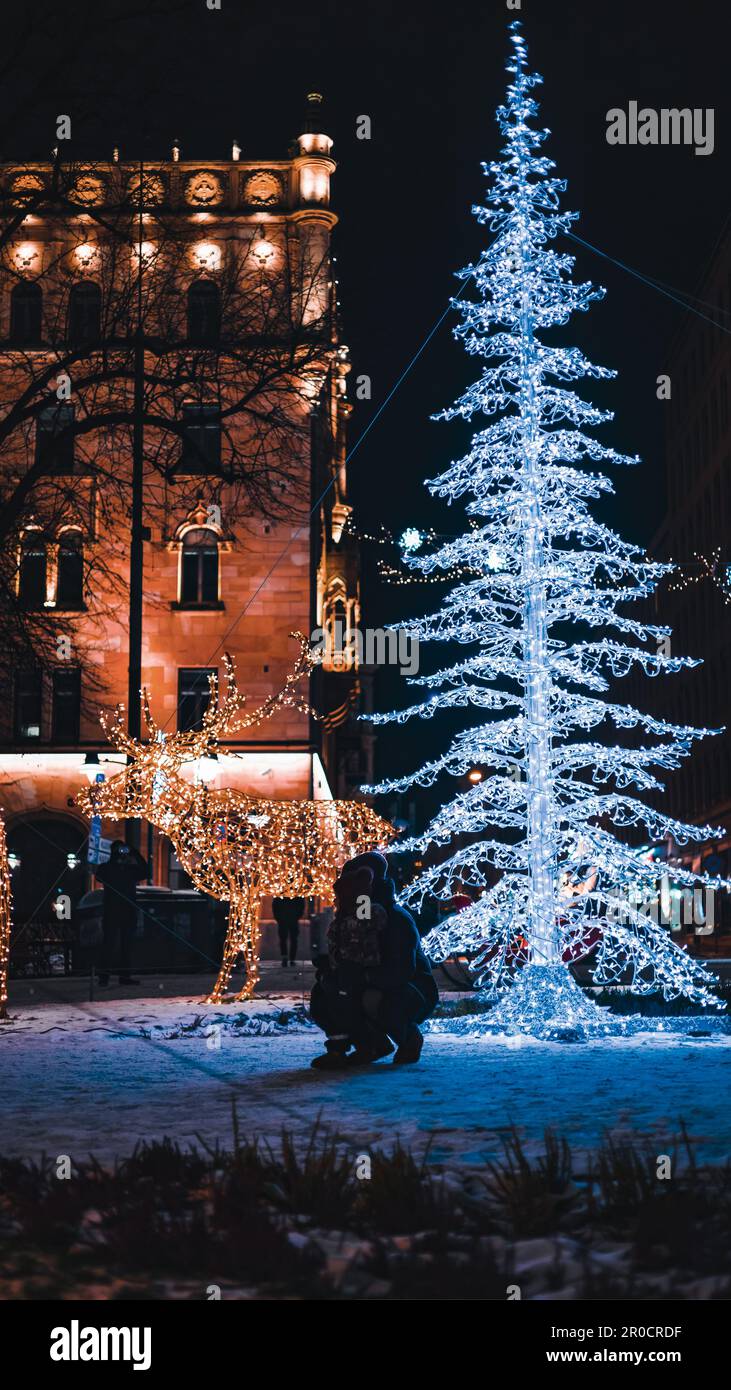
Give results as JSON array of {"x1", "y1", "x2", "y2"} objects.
[
  {"x1": 180, "y1": 527, "x2": 219, "y2": 606},
  {"x1": 187, "y1": 280, "x2": 221, "y2": 345},
  {"x1": 56, "y1": 531, "x2": 84, "y2": 608},
  {"x1": 68, "y1": 282, "x2": 101, "y2": 346},
  {"x1": 323, "y1": 581, "x2": 356, "y2": 670},
  {"x1": 10, "y1": 281, "x2": 42, "y2": 345},
  {"x1": 18, "y1": 535, "x2": 47, "y2": 608}
]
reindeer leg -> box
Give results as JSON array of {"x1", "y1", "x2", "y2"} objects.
[
  {"x1": 206, "y1": 888, "x2": 244, "y2": 1004},
  {"x1": 206, "y1": 882, "x2": 261, "y2": 1004},
  {"x1": 233, "y1": 890, "x2": 262, "y2": 1003}
]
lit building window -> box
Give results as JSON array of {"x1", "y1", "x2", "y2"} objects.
[
  {"x1": 14, "y1": 671, "x2": 42, "y2": 740},
  {"x1": 179, "y1": 527, "x2": 219, "y2": 606},
  {"x1": 322, "y1": 581, "x2": 357, "y2": 670},
  {"x1": 18, "y1": 535, "x2": 47, "y2": 608},
  {"x1": 56, "y1": 531, "x2": 84, "y2": 608}
]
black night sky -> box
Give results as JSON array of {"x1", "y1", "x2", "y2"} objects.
[{"x1": 6, "y1": 0, "x2": 730, "y2": 789}]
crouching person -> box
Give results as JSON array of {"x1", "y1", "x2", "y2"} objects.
[
  {"x1": 309, "y1": 852, "x2": 439, "y2": 1069},
  {"x1": 310, "y1": 861, "x2": 388, "y2": 1070}
]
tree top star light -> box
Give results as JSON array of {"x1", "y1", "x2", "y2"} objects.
[{"x1": 366, "y1": 22, "x2": 726, "y2": 1037}]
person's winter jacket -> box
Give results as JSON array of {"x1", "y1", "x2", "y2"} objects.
[
  {"x1": 95, "y1": 848, "x2": 148, "y2": 928},
  {"x1": 343, "y1": 855, "x2": 438, "y2": 1009},
  {"x1": 271, "y1": 897, "x2": 305, "y2": 929}
]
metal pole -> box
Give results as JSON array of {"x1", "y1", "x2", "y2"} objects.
[{"x1": 126, "y1": 157, "x2": 145, "y2": 852}]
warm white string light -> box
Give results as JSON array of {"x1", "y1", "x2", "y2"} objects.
[
  {"x1": 79, "y1": 635, "x2": 394, "y2": 1002},
  {"x1": 0, "y1": 817, "x2": 12, "y2": 1020}
]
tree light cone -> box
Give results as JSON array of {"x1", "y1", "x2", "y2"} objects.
[
  {"x1": 364, "y1": 21, "x2": 727, "y2": 1028},
  {"x1": 472, "y1": 965, "x2": 618, "y2": 1042}
]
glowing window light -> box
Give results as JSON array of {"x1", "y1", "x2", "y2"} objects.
[{"x1": 300, "y1": 165, "x2": 329, "y2": 204}]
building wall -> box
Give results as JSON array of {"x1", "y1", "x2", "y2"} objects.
[{"x1": 0, "y1": 104, "x2": 373, "y2": 936}]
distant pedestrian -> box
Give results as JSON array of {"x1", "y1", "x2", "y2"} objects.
[
  {"x1": 272, "y1": 896, "x2": 305, "y2": 966},
  {"x1": 94, "y1": 840, "x2": 148, "y2": 986}
]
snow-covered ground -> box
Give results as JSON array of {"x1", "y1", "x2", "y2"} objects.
[{"x1": 3, "y1": 993, "x2": 731, "y2": 1167}]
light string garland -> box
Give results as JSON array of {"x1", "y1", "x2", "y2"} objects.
[
  {"x1": 0, "y1": 817, "x2": 12, "y2": 1020},
  {"x1": 363, "y1": 22, "x2": 728, "y2": 1035},
  {"x1": 343, "y1": 516, "x2": 485, "y2": 585},
  {"x1": 666, "y1": 548, "x2": 731, "y2": 606},
  {"x1": 78, "y1": 633, "x2": 394, "y2": 1003}
]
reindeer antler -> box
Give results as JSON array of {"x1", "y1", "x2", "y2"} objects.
[
  {"x1": 99, "y1": 702, "x2": 143, "y2": 757},
  {"x1": 173, "y1": 632, "x2": 319, "y2": 757},
  {"x1": 226, "y1": 631, "x2": 319, "y2": 734},
  {"x1": 97, "y1": 634, "x2": 320, "y2": 767},
  {"x1": 141, "y1": 687, "x2": 159, "y2": 739}
]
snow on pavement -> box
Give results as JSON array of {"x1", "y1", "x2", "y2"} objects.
[{"x1": 3, "y1": 994, "x2": 731, "y2": 1167}]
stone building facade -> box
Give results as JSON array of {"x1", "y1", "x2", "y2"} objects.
[{"x1": 0, "y1": 97, "x2": 372, "y2": 946}]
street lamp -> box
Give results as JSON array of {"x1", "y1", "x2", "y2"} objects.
[
  {"x1": 194, "y1": 752, "x2": 219, "y2": 785},
  {"x1": 82, "y1": 753, "x2": 104, "y2": 784}
]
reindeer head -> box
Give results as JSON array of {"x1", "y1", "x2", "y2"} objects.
[{"x1": 77, "y1": 633, "x2": 318, "y2": 826}]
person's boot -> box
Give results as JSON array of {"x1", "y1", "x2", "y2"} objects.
[
  {"x1": 346, "y1": 1033, "x2": 395, "y2": 1066},
  {"x1": 281, "y1": 957, "x2": 288, "y2": 967},
  {"x1": 310, "y1": 1038, "x2": 350, "y2": 1070},
  {"x1": 289, "y1": 958, "x2": 296, "y2": 967},
  {"x1": 392, "y1": 1026, "x2": 424, "y2": 1065},
  {"x1": 97, "y1": 973, "x2": 110, "y2": 987}
]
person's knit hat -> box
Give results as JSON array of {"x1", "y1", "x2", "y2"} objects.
[{"x1": 342, "y1": 851, "x2": 389, "y2": 881}]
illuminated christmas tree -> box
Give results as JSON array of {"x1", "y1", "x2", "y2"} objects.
[{"x1": 368, "y1": 22, "x2": 725, "y2": 1036}]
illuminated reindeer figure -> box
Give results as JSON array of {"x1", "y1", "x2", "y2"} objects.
[{"x1": 78, "y1": 634, "x2": 393, "y2": 1002}]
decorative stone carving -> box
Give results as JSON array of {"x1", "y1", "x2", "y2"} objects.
[
  {"x1": 68, "y1": 172, "x2": 106, "y2": 205},
  {"x1": 243, "y1": 171, "x2": 282, "y2": 207},
  {"x1": 184, "y1": 170, "x2": 224, "y2": 206},
  {"x1": 125, "y1": 171, "x2": 166, "y2": 205},
  {"x1": 8, "y1": 171, "x2": 46, "y2": 204}
]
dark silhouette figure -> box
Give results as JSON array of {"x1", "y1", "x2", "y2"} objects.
[
  {"x1": 272, "y1": 896, "x2": 305, "y2": 966},
  {"x1": 310, "y1": 852, "x2": 439, "y2": 1069},
  {"x1": 94, "y1": 840, "x2": 148, "y2": 985}
]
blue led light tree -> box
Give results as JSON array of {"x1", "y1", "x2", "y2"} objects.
[{"x1": 367, "y1": 22, "x2": 725, "y2": 1037}]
